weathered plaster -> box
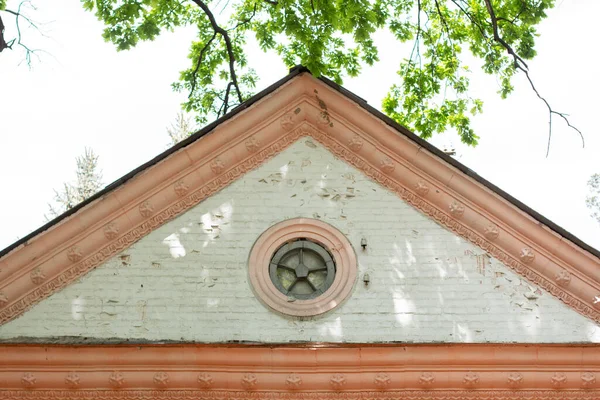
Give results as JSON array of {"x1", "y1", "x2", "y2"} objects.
[{"x1": 0, "y1": 139, "x2": 598, "y2": 343}]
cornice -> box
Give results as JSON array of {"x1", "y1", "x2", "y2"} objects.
[
  {"x1": 0, "y1": 344, "x2": 599, "y2": 393},
  {"x1": 0, "y1": 74, "x2": 599, "y2": 326}
]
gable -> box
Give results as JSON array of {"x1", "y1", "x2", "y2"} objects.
[
  {"x1": 0, "y1": 138, "x2": 598, "y2": 343},
  {"x1": 0, "y1": 72, "x2": 599, "y2": 338}
]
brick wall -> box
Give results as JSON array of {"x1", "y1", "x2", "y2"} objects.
[{"x1": 1, "y1": 138, "x2": 598, "y2": 343}]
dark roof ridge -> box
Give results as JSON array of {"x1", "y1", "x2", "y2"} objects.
[{"x1": 2, "y1": 65, "x2": 598, "y2": 263}]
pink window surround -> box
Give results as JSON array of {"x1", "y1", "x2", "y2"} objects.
[{"x1": 248, "y1": 218, "x2": 357, "y2": 317}]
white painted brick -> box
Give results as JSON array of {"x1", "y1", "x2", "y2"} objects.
[{"x1": 0, "y1": 137, "x2": 599, "y2": 343}]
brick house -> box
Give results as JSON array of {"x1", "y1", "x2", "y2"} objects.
[{"x1": 0, "y1": 66, "x2": 599, "y2": 399}]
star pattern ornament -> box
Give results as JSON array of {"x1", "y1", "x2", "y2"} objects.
[
  {"x1": 67, "y1": 246, "x2": 83, "y2": 262},
  {"x1": 520, "y1": 248, "x2": 535, "y2": 264},
  {"x1": 379, "y1": 157, "x2": 395, "y2": 174},
  {"x1": 550, "y1": 372, "x2": 567, "y2": 387},
  {"x1": 555, "y1": 269, "x2": 571, "y2": 287},
  {"x1": 463, "y1": 372, "x2": 480, "y2": 387},
  {"x1": 348, "y1": 135, "x2": 363, "y2": 152},
  {"x1": 449, "y1": 201, "x2": 465, "y2": 218},
  {"x1": 285, "y1": 373, "x2": 303, "y2": 389},
  {"x1": 109, "y1": 371, "x2": 125, "y2": 388},
  {"x1": 241, "y1": 373, "x2": 258, "y2": 389},
  {"x1": 30, "y1": 268, "x2": 46, "y2": 285},
  {"x1": 330, "y1": 373, "x2": 347, "y2": 390},
  {"x1": 65, "y1": 372, "x2": 80, "y2": 388},
  {"x1": 245, "y1": 136, "x2": 260, "y2": 153},
  {"x1": 581, "y1": 372, "x2": 596, "y2": 388},
  {"x1": 174, "y1": 180, "x2": 189, "y2": 197},
  {"x1": 507, "y1": 372, "x2": 524, "y2": 387},
  {"x1": 414, "y1": 180, "x2": 429, "y2": 196},
  {"x1": 197, "y1": 373, "x2": 214, "y2": 388},
  {"x1": 374, "y1": 372, "x2": 391, "y2": 388},
  {"x1": 153, "y1": 372, "x2": 170, "y2": 387},
  {"x1": 483, "y1": 224, "x2": 499, "y2": 240},
  {"x1": 210, "y1": 158, "x2": 226, "y2": 175},
  {"x1": 104, "y1": 222, "x2": 119, "y2": 240},
  {"x1": 139, "y1": 201, "x2": 154, "y2": 218},
  {"x1": 419, "y1": 372, "x2": 435, "y2": 386},
  {"x1": 21, "y1": 372, "x2": 36, "y2": 388}
]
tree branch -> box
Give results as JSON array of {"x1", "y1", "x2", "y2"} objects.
[
  {"x1": 188, "y1": 31, "x2": 217, "y2": 98},
  {"x1": 482, "y1": 0, "x2": 583, "y2": 156},
  {"x1": 189, "y1": 0, "x2": 244, "y2": 110}
]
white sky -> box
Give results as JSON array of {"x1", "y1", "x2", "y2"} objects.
[{"x1": 0, "y1": 0, "x2": 598, "y2": 252}]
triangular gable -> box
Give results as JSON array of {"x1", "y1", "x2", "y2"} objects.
[{"x1": 1, "y1": 68, "x2": 599, "y2": 327}]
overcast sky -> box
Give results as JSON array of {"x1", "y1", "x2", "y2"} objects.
[{"x1": 0, "y1": 0, "x2": 598, "y2": 252}]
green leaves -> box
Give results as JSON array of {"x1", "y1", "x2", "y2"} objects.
[{"x1": 81, "y1": 0, "x2": 556, "y2": 143}]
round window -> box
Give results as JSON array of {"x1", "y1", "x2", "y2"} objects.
[
  {"x1": 248, "y1": 218, "x2": 357, "y2": 317},
  {"x1": 270, "y1": 239, "x2": 336, "y2": 300}
]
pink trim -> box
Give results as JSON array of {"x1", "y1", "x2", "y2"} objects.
[
  {"x1": 248, "y1": 218, "x2": 357, "y2": 316},
  {"x1": 0, "y1": 344, "x2": 599, "y2": 395},
  {"x1": 0, "y1": 73, "x2": 599, "y2": 325}
]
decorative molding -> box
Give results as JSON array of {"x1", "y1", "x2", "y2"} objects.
[
  {"x1": 241, "y1": 374, "x2": 258, "y2": 390},
  {"x1": 138, "y1": 201, "x2": 154, "y2": 218},
  {"x1": 173, "y1": 180, "x2": 189, "y2": 197},
  {"x1": 30, "y1": 268, "x2": 45, "y2": 285},
  {"x1": 374, "y1": 373, "x2": 391, "y2": 389},
  {"x1": 210, "y1": 158, "x2": 225, "y2": 175},
  {"x1": 285, "y1": 374, "x2": 303, "y2": 389},
  {"x1": 507, "y1": 372, "x2": 524, "y2": 387},
  {"x1": 197, "y1": 373, "x2": 214, "y2": 389},
  {"x1": 419, "y1": 372, "x2": 435, "y2": 386},
  {"x1": 0, "y1": 291, "x2": 7, "y2": 307},
  {"x1": 555, "y1": 269, "x2": 571, "y2": 287},
  {"x1": 103, "y1": 223, "x2": 119, "y2": 240},
  {"x1": 153, "y1": 372, "x2": 169, "y2": 388},
  {"x1": 348, "y1": 135, "x2": 363, "y2": 152},
  {"x1": 519, "y1": 248, "x2": 535, "y2": 264},
  {"x1": 462, "y1": 372, "x2": 479, "y2": 387},
  {"x1": 21, "y1": 373, "x2": 36, "y2": 388},
  {"x1": 2, "y1": 390, "x2": 600, "y2": 400},
  {"x1": 483, "y1": 224, "x2": 499, "y2": 240},
  {"x1": 414, "y1": 180, "x2": 429, "y2": 196},
  {"x1": 581, "y1": 372, "x2": 596, "y2": 388},
  {"x1": 108, "y1": 372, "x2": 125, "y2": 388},
  {"x1": 280, "y1": 114, "x2": 295, "y2": 130},
  {"x1": 329, "y1": 374, "x2": 346, "y2": 390},
  {"x1": 245, "y1": 137, "x2": 260, "y2": 153},
  {"x1": 248, "y1": 218, "x2": 357, "y2": 317},
  {"x1": 379, "y1": 157, "x2": 395, "y2": 174},
  {"x1": 67, "y1": 246, "x2": 83, "y2": 262},
  {"x1": 550, "y1": 373, "x2": 567, "y2": 387},
  {"x1": 449, "y1": 201, "x2": 465, "y2": 218},
  {"x1": 0, "y1": 345, "x2": 597, "y2": 392},
  {"x1": 65, "y1": 372, "x2": 80, "y2": 388},
  {"x1": 1, "y1": 73, "x2": 600, "y2": 327}
]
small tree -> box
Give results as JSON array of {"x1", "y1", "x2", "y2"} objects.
[
  {"x1": 167, "y1": 112, "x2": 196, "y2": 146},
  {"x1": 586, "y1": 174, "x2": 600, "y2": 225},
  {"x1": 46, "y1": 148, "x2": 103, "y2": 219}
]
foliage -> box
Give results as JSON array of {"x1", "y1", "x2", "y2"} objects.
[
  {"x1": 586, "y1": 174, "x2": 600, "y2": 225},
  {"x1": 167, "y1": 112, "x2": 197, "y2": 145},
  {"x1": 81, "y1": 0, "x2": 572, "y2": 146},
  {"x1": 46, "y1": 148, "x2": 104, "y2": 219}
]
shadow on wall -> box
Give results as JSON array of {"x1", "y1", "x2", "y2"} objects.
[{"x1": 52, "y1": 138, "x2": 600, "y2": 343}]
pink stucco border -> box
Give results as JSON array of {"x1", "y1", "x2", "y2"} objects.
[
  {"x1": 0, "y1": 344, "x2": 599, "y2": 395},
  {"x1": 0, "y1": 73, "x2": 599, "y2": 326},
  {"x1": 248, "y1": 218, "x2": 357, "y2": 316}
]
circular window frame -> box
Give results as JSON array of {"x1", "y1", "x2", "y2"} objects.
[{"x1": 248, "y1": 218, "x2": 357, "y2": 317}]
